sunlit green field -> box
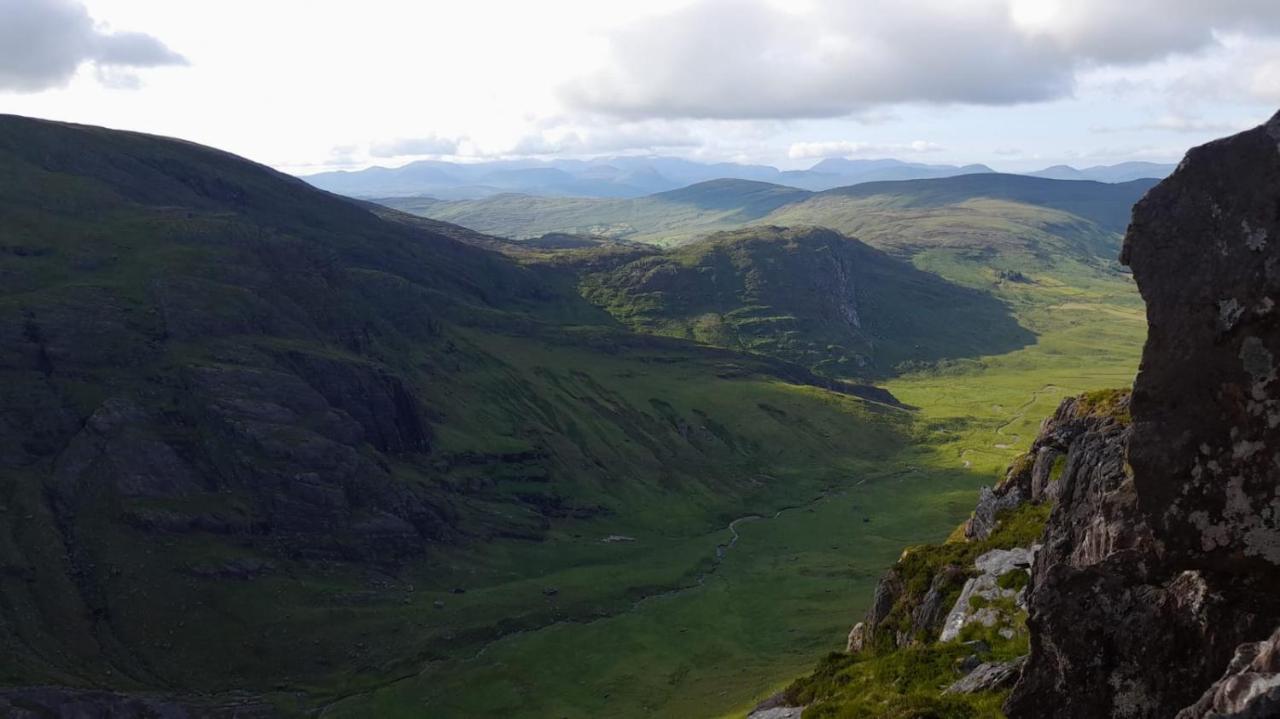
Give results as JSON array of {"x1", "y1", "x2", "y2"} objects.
[{"x1": 322, "y1": 250, "x2": 1146, "y2": 718}]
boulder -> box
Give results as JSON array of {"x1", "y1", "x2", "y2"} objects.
[{"x1": 946, "y1": 656, "x2": 1027, "y2": 695}]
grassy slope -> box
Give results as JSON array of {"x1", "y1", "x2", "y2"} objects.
[
  {"x1": 0, "y1": 116, "x2": 914, "y2": 712},
  {"x1": 325, "y1": 300, "x2": 1143, "y2": 719},
  {"x1": 324, "y1": 223, "x2": 1146, "y2": 718},
  {"x1": 378, "y1": 179, "x2": 813, "y2": 246},
  {"x1": 0, "y1": 117, "x2": 1147, "y2": 718},
  {"x1": 382, "y1": 175, "x2": 1154, "y2": 253},
  {"x1": 568, "y1": 226, "x2": 1034, "y2": 378}
]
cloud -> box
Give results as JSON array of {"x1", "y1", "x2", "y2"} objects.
[
  {"x1": 0, "y1": 0, "x2": 186, "y2": 92},
  {"x1": 1090, "y1": 115, "x2": 1252, "y2": 134},
  {"x1": 562, "y1": 0, "x2": 1280, "y2": 120},
  {"x1": 369, "y1": 135, "x2": 463, "y2": 157},
  {"x1": 787, "y1": 139, "x2": 943, "y2": 159},
  {"x1": 508, "y1": 121, "x2": 700, "y2": 157}
]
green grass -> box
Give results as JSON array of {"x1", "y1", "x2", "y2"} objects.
[
  {"x1": 776, "y1": 501, "x2": 1050, "y2": 719},
  {"x1": 321, "y1": 263, "x2": 1144, "y2": 717},
  {"x1": 0, "y1": 116, "x2": 1149, "y2": 719}
]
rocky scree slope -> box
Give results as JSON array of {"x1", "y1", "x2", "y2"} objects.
[{"x1": 768, "y1": 112, "x2": 1280, "y2": 719}]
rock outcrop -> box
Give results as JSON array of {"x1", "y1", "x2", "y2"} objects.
[
  {"x1": 938, "y1": 547, "x2": 1035, "y2": 643},
  {"x1": 778, "y1": 391, "x2": 1127, "y2": 716},
  {"x1": 1004, "y1": 111, "x2": 1280, "y2": 718}
]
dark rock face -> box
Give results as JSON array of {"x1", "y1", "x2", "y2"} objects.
[
  {"x1": 1122, "y1": 111, "x2": 1280, "y2": 572},
  {"x1": 1007, "y1": 112, "x2": 1280, "y2": 718},
  {"x1": 1178, "y1": 626, "x2": 1280, "y2": 718}
]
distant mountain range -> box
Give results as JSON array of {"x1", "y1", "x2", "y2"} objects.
[
  {"x1": 379, "y1": 174, "x2": 1158, "y2": 246},
  {"x1": 1025, "y1": 161, "x2": 1178, "y2": 183},
  {"x1": 302, "y1": 156, "x2": 1175, "y2": 200}
]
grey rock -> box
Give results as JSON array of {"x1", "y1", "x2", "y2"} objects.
[
  {"x1": 1178, "y1": 626, "x2": 1280, "y2": 718},
  {"x1": 946, "y1": 656, "x2": 1027, "y2": 694},
  {"x1": 939, "y1": 547, "x2": 1033, "y2": 642},
  {"x1": 1007, "y1": 111, "x2": 1280, "y2": 718},
  {"x1": 1121, "y1": 109, "x2": 1280, "y2": 571},
  {"x1": 747, "y1": 692, "x2": 804, "y2": 719},
  {"x1": 846, "y1": 621, "x2": 866, "y2": 654}
]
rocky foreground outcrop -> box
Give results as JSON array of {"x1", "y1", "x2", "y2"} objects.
[
  {"x1": 772, "y1": 112, "x2": 1280, "y2": 718},
  {"x1": 768, "y1": 391, "x2": 1129, "y2": 717},
  {"x1": 1005, "y1": 110, "x2": 1280, "y2": 719}
]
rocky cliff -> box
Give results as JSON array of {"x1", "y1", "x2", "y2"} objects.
[
  {"x1": 770, "y1": 112, "x2": 1280, "y2": 719},
  {"x1": 1007, "y1": 108, "x2": 1280, "y2": 719},
  {"x1": 765, "y1": 390, "x2": 1129, "y2": 718}
]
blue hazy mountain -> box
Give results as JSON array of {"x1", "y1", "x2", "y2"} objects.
[{"x1": 302, "y1": 155, "x2": 1172, "y2": 200}]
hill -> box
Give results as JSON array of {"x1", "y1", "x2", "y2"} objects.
[
  {"x1": 768, "y1": 111, "x2": 1280, "y2": 719},
  {"x1": 386, "y1": 174, "x2": 1157, "y2": 289},
  {"x1": 378, "y1": 178, "x2": 813, "y2": 245},
  {"x1": 570, "y1": 226, "x2": 1033, "y2": 377},
  {"x1": 808, "y1": 173, "x2": 1154, "y2": 234},
  {"x1": 1026, "y1": 161, "x2": 1175, "y2": 183},
  {"x1": 0, "y1": 114, "x2": 1155, "y2": 718},
  {"x1": 0, "y1": 115, "x2": 920, "y2": 712},
  {"x1": 303, "y1": 155, "x2": 1168, "y2": 200}
]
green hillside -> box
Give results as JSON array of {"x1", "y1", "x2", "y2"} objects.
[
  {"x1": 567, "y1": 226, "x2": 1033, "y2": 377},
  {"x1": 0, "y1": 115, "x2": 913, "y2": 710},
  {"x1": 377, "y1": 178, "x2": 813, "y2": 245},
  {"x1": 0, "y1": 115, "x2": 1150, "y2": 719},
  {"x1": 383, "y1": 174, "x2": 1154, "y2": 260}
]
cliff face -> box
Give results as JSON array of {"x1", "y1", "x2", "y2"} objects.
[
  {"x1": 1006, "y1": 110, "x2": 1280, "y2": 719},
  {"x1": 769, "y1": 393, "x2": 1126, "y2": 718},
  {"x1": 778, "y1": 112, "x2": 1280, "y2": 719}
]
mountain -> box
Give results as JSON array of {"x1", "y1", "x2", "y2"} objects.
[
  {"x1": 385, "y1": 174, "x2": 1157, "y2": 279},
  {"x1": 572, "y1": 226, "x2": 1032, "y2": 377},
  {"x1": 782, "y1": 173, "x2": 1156, "y2": 237},
  {"x1": 806, "y1": 158, "x2": 996, "y2": 183},
  {"x1": 377, "y1": 178, "x2": 815, "y2": 245},
  {"x1": 304, "y1": 155, "x2": 1161, "y2": 201},
  {"x1": 759, "y1": 112, "x2": 1280, "y2": 719},
  {"x1": 0, "y1": 115, "x2": 933, "y2": 712},
  {"x1": 1027, "y1": 161, "x2": 1175, "y2": 183}
]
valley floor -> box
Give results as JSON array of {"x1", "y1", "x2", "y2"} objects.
[{"x1": 320, "y1": 255, "x2": 1145, "y2": 718}]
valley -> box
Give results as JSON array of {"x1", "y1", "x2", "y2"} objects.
[
  {"x1": 321, "y1": 287, "x2": 1143, "y2": 718},
  {"x1": 318, "y1": 176, "x2": 1147, "y2": 716},
  {"x1": 6, "y1": 3, "x2": 1278, "y2": 717},
  {"x1": 0, "y1": 114, "x2": 1145, "y2": 718}
]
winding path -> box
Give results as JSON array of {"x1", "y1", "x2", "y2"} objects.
[
  {"x1": 320, "y1": 491, "x2": 841, "y2": 715},
  {"x1": 959, "y1": 384, "x2": 1060, "y2": 467}
]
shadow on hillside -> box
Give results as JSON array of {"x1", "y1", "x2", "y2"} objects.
[{"x1": 855, "y1": 251, "x2": 1038, "y2": 379}]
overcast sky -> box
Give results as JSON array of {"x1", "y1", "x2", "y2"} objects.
[{"x1": 2, "y1": 0, "x2": 1279, "y2": 174}]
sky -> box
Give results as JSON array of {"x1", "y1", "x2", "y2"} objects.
[{"x1": 2, "y1": 0, "x2": 1280, "y2": 175}]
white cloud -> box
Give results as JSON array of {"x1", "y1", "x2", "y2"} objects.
[
  {"x1": 1091, "y1": 115, "x2": 1252, "y2": 134},
  {"x1": 563, "y1": 0, "x2": 1280, "y2": 120},
  {"x1": 0, "y1": 0, "x2": 186, "y2": 92},
  {"x1": 506, "y1": 119, "x2": 700, "y2": 157},
  {"x1": 370, "y1": 135, "x2": 464, "y2": 158},
  {"x1": 788, "y1": 140, "x2": 943, "y2": 159}
]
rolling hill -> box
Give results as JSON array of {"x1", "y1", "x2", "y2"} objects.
[
  {"x1": 383, "y1": 173, "x2": 1156, "y2": 271},
  {"x1": 303, "y1": 155, "x2": 1169, "y2": 201},
  {"x1": 565, "y1": 226, "x2": 1033, "y2": 377},
  {"x1": 0, "y1": 114, "x2": 1155, "y2": 718},
  {"x1": 378, "y1": 178, "x2": 814, "y2": 245},
  {"x1": 0, "y1": 114, "x2": 926, "y2": 712}
]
